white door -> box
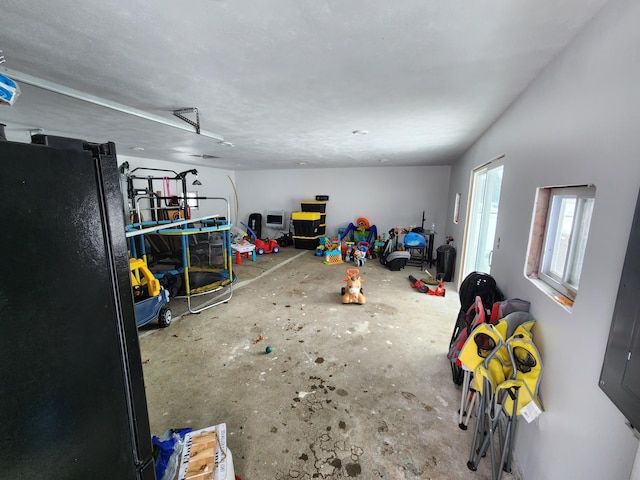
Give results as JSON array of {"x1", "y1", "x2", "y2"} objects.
[{"x1": 461, "y1": 159, "x2": 504, "y2": 280}]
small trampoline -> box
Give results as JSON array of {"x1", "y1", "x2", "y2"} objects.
[
  {"x1": 180, "y1": 267, "x2": 236, "y2": 296},
  {"x1": 126, "y1": 202, "x2": 235, "y2": 314}
]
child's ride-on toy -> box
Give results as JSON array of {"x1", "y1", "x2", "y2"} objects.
[
  {"x1": 130, "y1": 258, "x2": 172, "y2": 328},
  {"x1": 341, "y1": 268, "x2": 366, "y2": 304},
  {"x1": 241, "y1": 220, "x2": 281, "y2": 255},
  {"x1": 254, "y1": 238, "x2": 280, "y2": 255}
]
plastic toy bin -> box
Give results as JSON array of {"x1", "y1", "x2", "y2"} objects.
[
  {"x1": 293, "y1": 235, "x2": 320, "y2": 250},
  {"x1": 292, "y1": 211, "x2": 322, "y2": 236},
  {"x1": 301, "y1": 201, "x2": 327, "y2": 213}
]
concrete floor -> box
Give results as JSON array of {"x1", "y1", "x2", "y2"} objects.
[{"x1": 139, "y1": 247, "x2": 523, "y2": 480}]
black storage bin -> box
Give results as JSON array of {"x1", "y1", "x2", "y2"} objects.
[
  {"x1": 292, "y1": 211, "x2": 321, "y2": 236},
  {"x1": 293, "y1": 220, "x2": 320, "y2": 236},
  {"x1": 301, "y1": 201, "x2": 327, "y2": 213},
  {"x1": 436, "y1": 245, "x2": 456, "y2": 281},
  {"x1": 293, "y1": 235, "x2": 320, "y2": 250}
]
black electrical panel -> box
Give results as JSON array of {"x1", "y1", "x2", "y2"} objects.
[{"x1": 599, "y1": 188, "x2": 640, "y2": 431}]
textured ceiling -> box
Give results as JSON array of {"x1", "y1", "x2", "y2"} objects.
[{"x1": 0, "y1": 0, "x2": 609, "y2": 170}]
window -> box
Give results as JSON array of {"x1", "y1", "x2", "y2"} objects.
[
  {"x1": 186, "y1": 192, "x2": 199, "y2": 209},
  {"x1": 179, "y1": 191, "x2": 199, "y2": 210},
  {"x1": 526, "y1": 185, "x2": 596, "y2": 306}
]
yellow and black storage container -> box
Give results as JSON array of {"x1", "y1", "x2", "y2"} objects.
[
  {"x1": 293, "y1": 235, "x2": 321, "y2": 250},
  {"x1": 292, "y1": 211, "x2": 322, "y2": 236},
  {"x1": 301, "y1": 200, "x2": 327, "y2": 236},
  {"x1": 300, "y1": 200, "x2": 327, "y2": 213},
  {"x1": 292, "y1": 211, "x2": 321, "y2": 249},
  {"x1": 293, "y1": 199, "x2": 328, "y2": 249}
]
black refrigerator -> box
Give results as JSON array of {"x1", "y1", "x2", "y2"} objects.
[{"x1": 0, "y1": 135, "x2": 155, "y2": 479}]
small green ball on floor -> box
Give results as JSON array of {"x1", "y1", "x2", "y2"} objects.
[{"x1": 265, "y1": 346, "x2": 273, "y2": 354}]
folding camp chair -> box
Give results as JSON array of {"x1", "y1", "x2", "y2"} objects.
[
  {"x1": 466, "y1": 330, "x2": 543, "y2": 480},
  {"x1": 449, "y1": 296, "x2": 488, "y2": 428},
  {"x1": 457, "y1": 320, "x2": 503, "y2": 429},
  {"x1": 456, "y1": 309, "x2": 537, "y2": 429},
  {"x1": 449, "y1": 272, "x2": 504, "y2": 385}
]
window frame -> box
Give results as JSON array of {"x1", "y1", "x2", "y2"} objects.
[{"x1": 538, "y1": 185, "x2": 595, "y2": 299}]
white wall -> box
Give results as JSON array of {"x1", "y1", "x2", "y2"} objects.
[
  {"x1": 447, "y1": 0, "x2": 640, "y2": 478},
  {"x1": 235, "y1": 165, "x2": 451, "y2": 247},
  {"x1": 632, "y1": 447, "x2": 640, "y2": 480},
  {"x1": 116, "y1": 161, "x2": 453, "y2": 262}
]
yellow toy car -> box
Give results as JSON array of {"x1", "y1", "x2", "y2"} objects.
[{"x1": 130, "y1": 258, "x2": 172, "y2": 328}]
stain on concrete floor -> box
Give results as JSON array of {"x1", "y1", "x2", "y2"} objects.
[{"x1": 140, "y1": 249, "x2": 523, "y2": 480}]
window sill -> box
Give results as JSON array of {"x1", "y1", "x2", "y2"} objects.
[{"x1": 527, "y1": 275, "x2": 574, "y2": 312}]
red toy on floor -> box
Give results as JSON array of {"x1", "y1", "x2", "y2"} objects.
[{"x1": 408, "y1": 275, "x2": 446, "y2": 297}]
